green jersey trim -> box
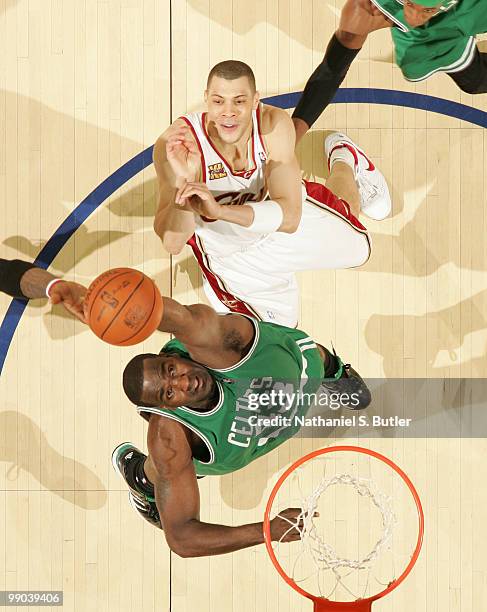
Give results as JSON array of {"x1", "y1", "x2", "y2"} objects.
[
  {"x1": 136, "y1": 406, "x2": 216, "y2": 465},
  {"x1": 370, "y1": 0, "x2": 409, "y2": 31},
  {"x1": 404, "y1": 36, "x2": 476, "y2": 81},
  {"x1": 212, "y1": 317, "x2": 260, "y2": 373},
  {"x1": 178, "y1": 380, "x2": 225, "y2": 417}
]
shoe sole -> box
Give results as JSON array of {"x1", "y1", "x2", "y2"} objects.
[
  {"x1": 112, "y1": 443, "x2": 152, "y2": 524},
  {"x1": 111, "y1": 441, "x2": 139, "y2": 479}
]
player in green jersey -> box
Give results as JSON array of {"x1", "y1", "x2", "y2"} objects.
[
  {"x1": 0, "y1": 258, "x2": 370, "y2": 558},
  {"x1": 292, "y1": 0, "x2": 487, "y2": 142},
  {"x1": 115, "y1": 296, "x2": 370, "y2": 557}
]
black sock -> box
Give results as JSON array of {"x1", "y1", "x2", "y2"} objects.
[
  {"x1": 130, "y1": 455, "x2": 155, "y2": 498},
  {"x1": 323, "y1": 347, "x2": 341, "y2": 378}
]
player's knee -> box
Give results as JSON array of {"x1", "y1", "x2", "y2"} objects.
[
  {"x1": 449, "y1": 51, "x2": 487, "y2": 94},
  {"x1": 355, "y1": 238, "x2": 371, "y2": 268},
  {"x1": 454, "y1": 79, "x2": 486, "y2": 94}
]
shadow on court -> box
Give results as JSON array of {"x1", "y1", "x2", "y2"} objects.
[
  {"x1": 0, "y1": 410, "x2": 107, "y2": 510},
  {"x1": 365, "y1": 290, "x2": 487, "y2": 377},
  {"x1": 2, "y1": 0, "x2": 19, "y2": 14},
  {"x1": 185, "y1": 0, "x2": 395, "y2": 67},
  {"x1": 2, "y1": 227, "x2": 130, "y2": 274},
  {"x1": 218, "y1": 438, "x2": 336, "y2": 511},
  {"x1": 106, "y1": 178, "x2": 158, "y2": 219}
]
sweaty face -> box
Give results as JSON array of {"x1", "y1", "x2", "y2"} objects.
[
  {"x1": 140, "y1": 354, "x2": 216, "y2": 410},
  {"x1": 402, "y1": 1, "x2": 441, "y2": 27},
  {"x1": 205, "y1": 76, "x2": 259, "y2": 145}
]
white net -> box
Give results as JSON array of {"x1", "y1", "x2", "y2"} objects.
[{"x1": 269, "y1": 449, "x2": 420, "y2": 603}]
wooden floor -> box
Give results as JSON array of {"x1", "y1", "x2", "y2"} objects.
[{"x1": 1, "y1": 1, "x2": 486, "y2": 610}]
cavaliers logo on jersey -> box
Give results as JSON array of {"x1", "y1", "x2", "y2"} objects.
[
  {"x1": 208, "y1": 162, "x2": 227, "y2": 180},
  {"x1": 220, "y1": 295, "x2": 239, "y2": 309}
]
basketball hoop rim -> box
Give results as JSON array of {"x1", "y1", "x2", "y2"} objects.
[{"x1": 263, "y1": 445, "x2": 424, "y2": 607}]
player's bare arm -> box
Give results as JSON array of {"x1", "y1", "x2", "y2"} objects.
[
  {"x1": 0, "y1": 258, "x2": 251, "y2": 365},
  {"x1": 338, "y1": 0, "x2": 392, "y2": 43},
  {"x1": 0, "y1": 259, "x2": 87, "y2": 322},
  {"x1": 144, "y1": 415, "x2": 307, "y2": 557},
  {"x1": 153, "y1": 120, "x2": 201, "y2": 255},
  {"x1": 156, "y1": 295, "x2": 255, "y2": 369},
  {"x1": 260, "y1": 105, "x2": 302, "y2": 233}
]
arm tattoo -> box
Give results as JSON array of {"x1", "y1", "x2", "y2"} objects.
[{"x1": 222, "y1": 328, "x2": 246, "y2": 355}]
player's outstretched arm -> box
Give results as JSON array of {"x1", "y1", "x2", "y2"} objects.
[
  {"x1": 0, "y1": 258, "x2": 87, "y2": 322},
  {"x1": 146, "y1": 416, "x2": 305, "y2": 557},
  {"x1": 153, "y1": 121, "x2": 200, "y2": 255},
  {"x1": 156, "y1": 296, "x2": 255, "y2": 369},
  {"x1": 292, "y1": 0, "x2": 391, "y2": 143}
]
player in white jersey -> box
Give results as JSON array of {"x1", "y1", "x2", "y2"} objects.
[{"x1": 153, "y1": 60, "x2": 391, "y2": 327}]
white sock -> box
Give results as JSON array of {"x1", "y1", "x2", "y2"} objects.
[{"x1": 329, "y1": 146, "x2": 357, "y2": 176}]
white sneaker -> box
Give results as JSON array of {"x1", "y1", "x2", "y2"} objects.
[{"x1": 325, "y1": 132, "x2": 391, "y2": 221}]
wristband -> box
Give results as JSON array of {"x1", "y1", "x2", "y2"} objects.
[
  {"x1": 247, "y1": 200, "x2": 284, "y2": 233},
  {"x1": 45, "y1": 278, "x2": 63, "y2": 298}
]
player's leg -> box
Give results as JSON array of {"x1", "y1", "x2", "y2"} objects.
[
  {"x1": 325, "y1": 159, "x2": 360, "y2": 219},
  {"x1": 189, "y1": 183, "x2": 372, "y2": 329},
  {"x1": 325, "y1": 132, "x2": 392, "y2": 220},
  {"x1": 187, "y1": 234, "x2": 300, "y2": 326},
  {"x1": 269, "y1": 181, "x2": 372, "y2": 271},
  {"x1": 448, "y1": 46, "x2": 487, "y2": 94},
  {"x1": 316, "y1": 343, "x2": 371, "y2": 409}
]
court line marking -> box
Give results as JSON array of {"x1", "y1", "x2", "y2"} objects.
[{"x1": 1, "y1": 88, "x2": 487, "y2": 375}]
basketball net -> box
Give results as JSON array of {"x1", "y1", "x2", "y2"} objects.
[
  {"x1": 275, "y1": 469, "x2": 395, "y2": 605},
  {"x1": 264, "y1": 446, "x2": 424, "y2": 612}
]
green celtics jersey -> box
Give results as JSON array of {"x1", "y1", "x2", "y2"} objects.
[
  {"x1": 371, "y1": 0, "x2": 487, "y2": 80},
  {"x1": 138, "y1": 318, "x2": 324, "y2": 476}
]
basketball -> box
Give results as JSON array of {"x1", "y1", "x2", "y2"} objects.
[{"x1": 84, "y1": 268, "x2": 163, "y2": 346}]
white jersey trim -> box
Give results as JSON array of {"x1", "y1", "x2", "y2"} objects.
[
  {"x1": 212, "y1": 317, "x2": 260, "y2": 373},
  {"x1": 408, "y1": 36, "x2": 476, "y2": 80},
  {"x1": 200, "y1": 112, "x2": 258, "y2": 177},
  {"x1": 296, "y1": 339, "x2": 318, "y2": 352},
  {"x1": 181, "y1": 104, "x2": 267, "y2": 179},
  {"x1": 370, "y1": 0, "x2": 409, "y2": 31},
  {"x1": 178, "y1": 380, "x2": 224, "y2": 417},
  {"x1": 136, "y1": 407, "x2": 216, "y2": 465}
]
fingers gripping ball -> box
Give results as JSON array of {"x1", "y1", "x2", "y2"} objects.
[{"x1": 85, "y1": 268, "x2": 163, "y2": 346}]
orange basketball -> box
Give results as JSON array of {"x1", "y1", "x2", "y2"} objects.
[{"x1": 84, "y1": 268, "x2": 163, "y2": 346}]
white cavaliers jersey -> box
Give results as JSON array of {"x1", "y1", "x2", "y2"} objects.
[{"x1": 182, "y1": 105, "x2": 269, "y2": 257}]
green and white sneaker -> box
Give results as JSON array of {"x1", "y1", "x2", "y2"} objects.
[{"x1": 112, "y1": 442, "x2": 162, "y2": 529}]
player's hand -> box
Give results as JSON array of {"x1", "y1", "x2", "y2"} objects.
[
  {"x1": 269, "y1": 507, "x2": 319, "y2": 543},
  {"x1": 49, "y1": 281, "x2": 88, "y2": 324},
  {"x1": 176, "y1": 182, "x2": 221, "y2": 220},
  {"x1": 166, "y1": 126, "x2": 201, "y2": 180},
  {"x1": 367, "y1": 0, "x2": 392, "y2": 30},
  {"x1": 339, "y1": 0, "x2": 392, "y2": 36}
]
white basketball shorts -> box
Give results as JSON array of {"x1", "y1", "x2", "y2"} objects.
[{"x1": 187, "y1": 180, "x2": 371, "y2": 327}]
